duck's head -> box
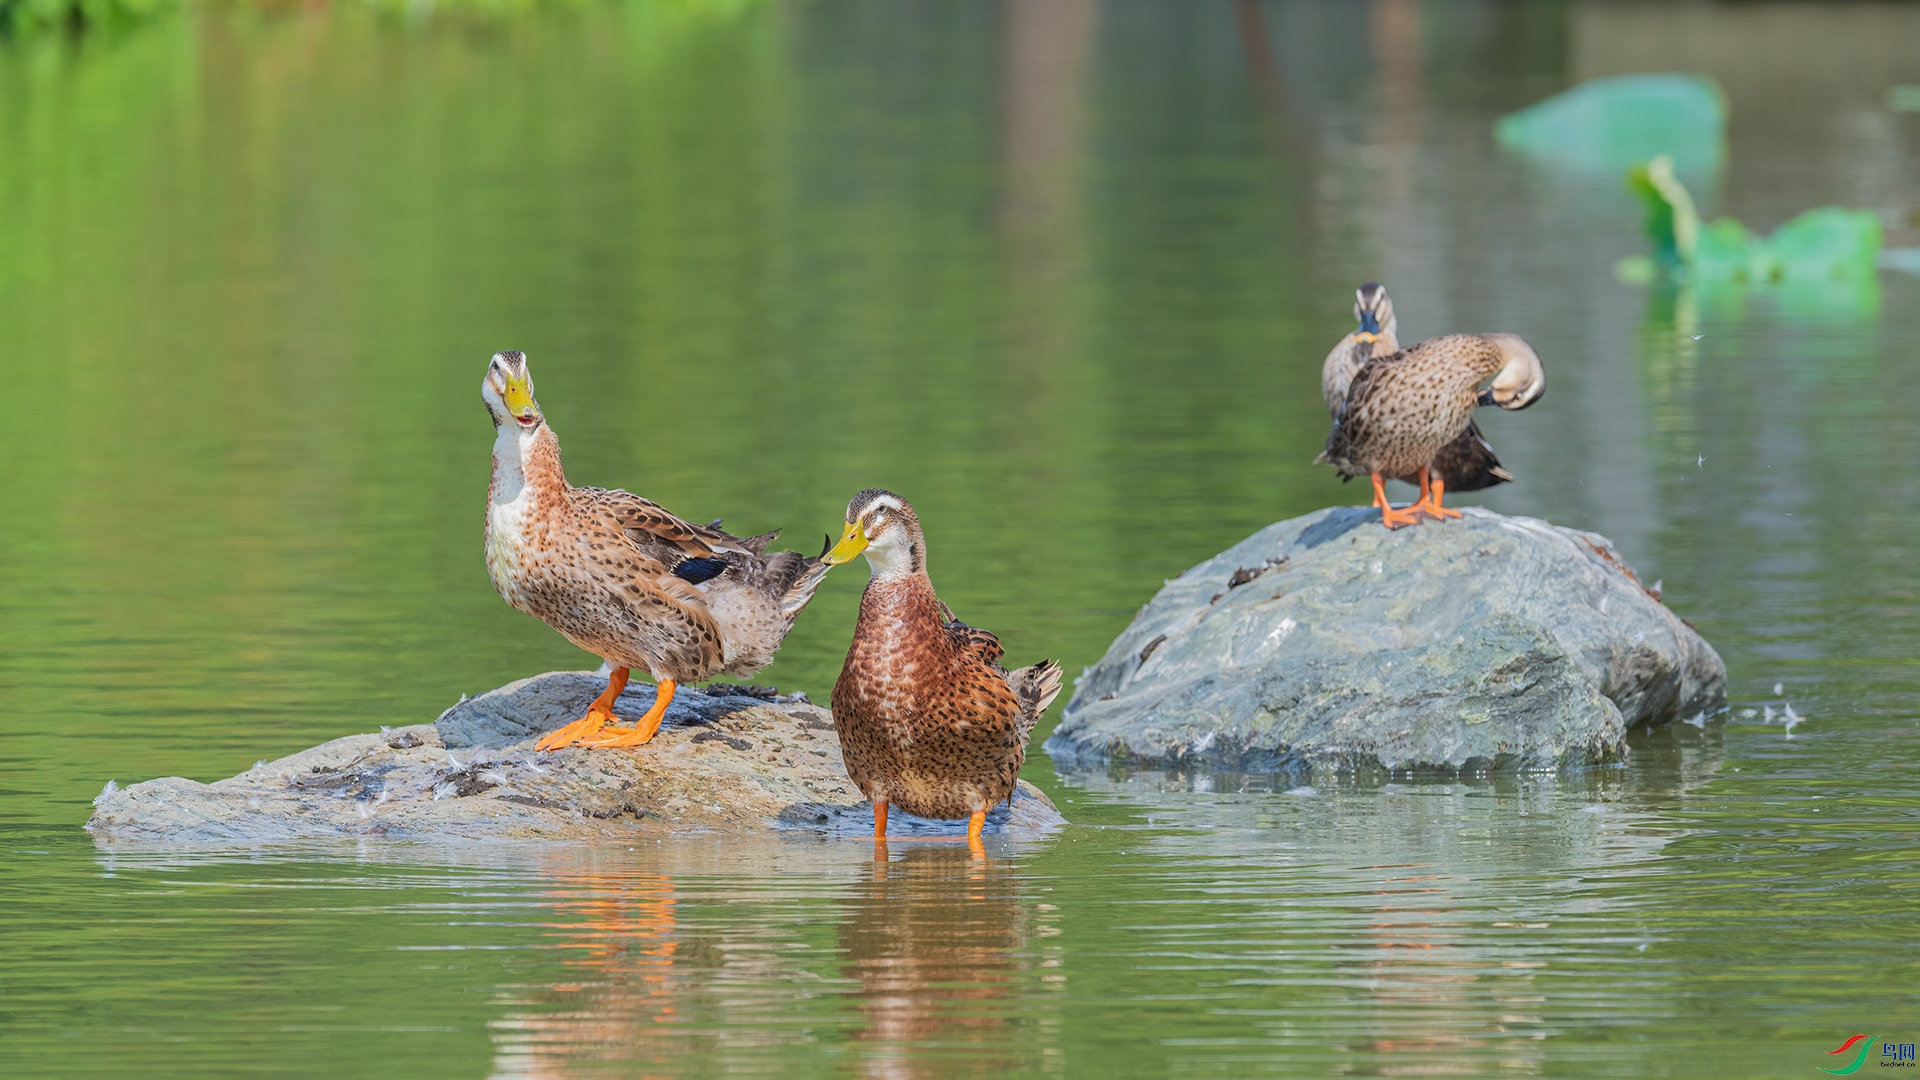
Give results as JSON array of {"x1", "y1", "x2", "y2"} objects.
[
  {"x1": 823, "y1": 488, "x2": 925, "y2": 578},
  {"x1": 1352, "y1": 282, "x2": 1397, "y2": 346},
  {"x1": 1480, "y1": 333, "x2": 1547, "y2": 410},
  {"x1": 482, "y1": 351, "x2": 543, "y2": 431}
]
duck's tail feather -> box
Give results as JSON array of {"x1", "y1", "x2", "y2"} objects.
[
  {"x1": 1431, "y1": 420, "x2": 1514, "y2": 492},
  {"x1": 772, "y1": 551, "x2": 835, "y2": 624},
  {"x1": 1008, "y1": 659, "x2": 1064, "y2": 743}
]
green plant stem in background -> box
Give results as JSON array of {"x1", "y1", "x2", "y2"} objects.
[{"x1": 1617, "y1": 154, "x2": 1883, "y2": 316}]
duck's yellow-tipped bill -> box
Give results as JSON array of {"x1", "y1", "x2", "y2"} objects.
[
  {"x1": 822, "y1": 520, "x2": 869, "y2": 565},
  {"x1": 503, "y1": 376, "x2": 537, "y2": 419}
]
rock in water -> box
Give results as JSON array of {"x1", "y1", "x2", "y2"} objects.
[
  {"x1": 1045, "y1": 507, "x2": 1725, "y2": 774},
  {"x1": 86, "y1": 672, "x2": 1063, "y2": 843}
]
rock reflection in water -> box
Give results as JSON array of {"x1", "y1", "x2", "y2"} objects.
[
  {"x1": 1053, "y1": 733, "x2": 1731, "y2": 1072},
  {"x1": 840, "y1": 845, "x2": 1050, "y2": 1078}
]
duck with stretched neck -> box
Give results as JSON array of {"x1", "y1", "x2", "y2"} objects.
[
  {"x1": 822, "y1": 489, "x2": 1063, "y2": 849},
  {"x1": 481, "y1": 350, "x2": 834, "y2": 750}
]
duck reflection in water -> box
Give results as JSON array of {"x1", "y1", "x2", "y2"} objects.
[
  {"x1": 491, "y1": 861, "x2": 685, "y2": 1075},
  {"x1": 841, "y1": 844, "x2": 1043, "y2": 1077}
]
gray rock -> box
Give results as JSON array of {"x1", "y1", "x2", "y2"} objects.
[
  {"x1": 1044, "y1": 507, "x2": 1725, "y2": 774},
  {"x1": 86, "y1": 671, "x2": 1063, "y2": 844}
]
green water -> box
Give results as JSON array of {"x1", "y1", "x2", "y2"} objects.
[{"x1": 4, "y1": 1, "x2": 1919, "y2": 1075}]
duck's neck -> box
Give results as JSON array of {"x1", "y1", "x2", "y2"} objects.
[
  {"x1": 1464, "y1": 346, "x2": 1512, "y2": 389},
  {"x1": 855, "y1": 569, "x2": 945, "y2": 641},
  {"x1": 489, "y1": 422, "x2": 567, "y2": 509},
  {"x1": 856, "y1": 525, "x2": 947, "y2": 660},
  {"x1": 860, "y1": 528, "x2": 925, "y2": 584},
  {"x1": 1372, "y1": 325, "x2": 1400, "y2": 358}
]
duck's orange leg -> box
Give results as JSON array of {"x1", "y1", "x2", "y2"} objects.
[
  {"x1": 536, "y1": 666, "x2": 630, "y2": 751},
  {"x1": 873, "y1": 799, "x2": 889, "y2": 841},
  {"x1": 1371, "y1": 473, "x2": 1423, "y2": 529},
  {"x1": 581, "y1": 678, "x2": 676, "y2": 748},
  {"x1": 1418, "y1": 467, "x2": 1463, "y2": 520},
  {"x1": 967, "y1": 809, "x2": 988, "y2": 856}
]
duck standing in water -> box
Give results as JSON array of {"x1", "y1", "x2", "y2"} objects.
[
  {"x1": 821, "y1": 490, "x2": 1062, "y2": 846},
  {"x1": 1320, "y1": 332, "x2": 1546, "y2": 528},
  {"x1": 481, "y1": 351, "x2": 833, "y2": 750},
  {"x1": 1322, "y1": 283, "x2": 1517, "y2": 518}
]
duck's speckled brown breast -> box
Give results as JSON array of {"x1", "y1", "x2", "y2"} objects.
[{"x1": 830, "y1": 577, "x2": 1026, "y2": 820}]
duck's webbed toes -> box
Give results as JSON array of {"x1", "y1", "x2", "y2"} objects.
[
  {"x1": 535, "y1": 711, "x2": 615, "y2": 751},
  {"x1": 1379, "y1": 504, "x2": 1425, "y2": 529},
  {"x1": 578, "y1": 678, "x2": 676, "y2": 749}
]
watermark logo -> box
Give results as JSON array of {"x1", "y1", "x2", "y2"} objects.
[{"x1": 1819, "y1": 1035, "x2": 1917, "y2": 1073}]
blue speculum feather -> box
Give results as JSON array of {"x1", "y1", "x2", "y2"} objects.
[{"x1": 673, "y1": 557, "x2": 729, "y2": 585}]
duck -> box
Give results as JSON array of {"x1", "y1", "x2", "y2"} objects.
[
  {"x1": 1320, "y1": 333, "x2": 1546, "y2": 528},
  {"x1": 820, "y1": 489, "x2": 1063, "y2": 846},
  {"x1": 1320, "y1": 281, "x2": 1401, "y2": 415},
  {"x1": 1322, "y1": 283, "x2": 1516, "y2": 517},
  {"x1": 481, "y1": 350, "x2": 833, "y2": 750}
]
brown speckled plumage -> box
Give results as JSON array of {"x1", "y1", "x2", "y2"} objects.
[
  {"x1": 482, "y1": 352, "x2": 829, "y2": 687},
  {"x1": 1322, "y1": 283, "x2": 1513, "y2": 493},
  {"x1": 827, "y1": 490, "x2": 1062, "y2": 821},
  {"x1": 1322, "y1": 332, "x2": 1545, "y2": 483}
]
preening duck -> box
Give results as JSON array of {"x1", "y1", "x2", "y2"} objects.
[
  {"x1": 481, "y1": 351, "x2": 833, "y2": 750},
  {"x1": 821, "y1": 489, "x2": 1062, "y2": 847},
  {"x1": 1321, "y1": 283, "x2": 1516, "y2": 517},
  {"x1": 1320, "y1": 333, "x2": 1546, "y2": 528}
]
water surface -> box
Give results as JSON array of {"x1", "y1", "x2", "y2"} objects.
[{"x1": 3, "y1": 1, "x2": 1918, "y2": 1075}]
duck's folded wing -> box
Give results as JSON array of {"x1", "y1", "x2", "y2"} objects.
[
  {"x1": 1321, "y1": 353, "x2": 1398, "y2": 471},
  {"x1": 577, "y1": 487, "x2": 749, "y2": 557},
  {"x1": 946, "y1": 620, "x2": 1005, "y2": 667}
]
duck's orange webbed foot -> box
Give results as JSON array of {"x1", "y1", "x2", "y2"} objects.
[
  {"x1": 1417, "y1": 467, "x2": 1463, "y2": 521},
  {"x1": 536, "y1": 667, "x2": 630, "y2": 751},
  {"x1": 579, "y1": 678, "x2": 676, "y2": 748},
  {"x1": 1371, "y1": 473, "x2": 1423, "y2": 529}
]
